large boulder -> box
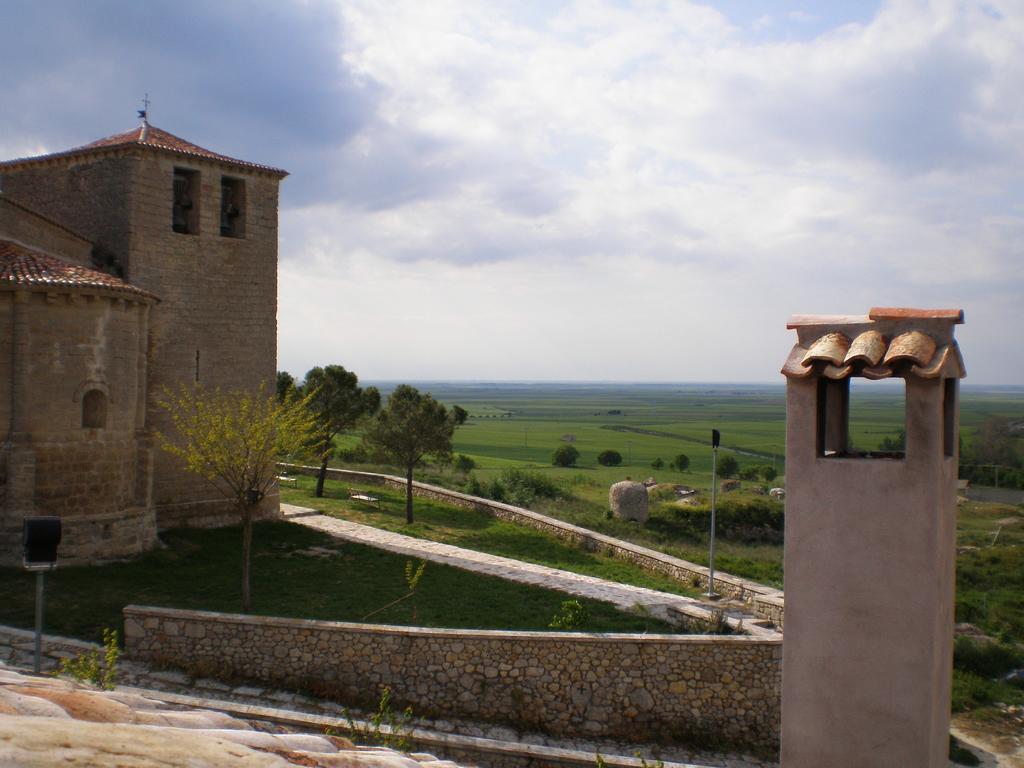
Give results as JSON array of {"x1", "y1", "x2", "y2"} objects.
[{"x1": 609, "y1": 481, "x2": 648, "y2": 523}]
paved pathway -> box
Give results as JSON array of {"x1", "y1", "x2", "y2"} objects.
[{"x1": 281, "y1": 504, "x2": 775, "y2": 636}]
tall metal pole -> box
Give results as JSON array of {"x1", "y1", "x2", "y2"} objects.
[
  {"x1": 34, "y1": 572, "x2": 45, "y2": 674},
  {"x1": 707, "y1": 429, "x2": 720, "y2": 598}
]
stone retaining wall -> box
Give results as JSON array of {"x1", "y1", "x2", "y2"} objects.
[
  {"x1": 124, "y1": 605, "x2": 782, "y2": 752},
  {"x1": 279, "y1": 464, "x2": 785, "y2": 627}
]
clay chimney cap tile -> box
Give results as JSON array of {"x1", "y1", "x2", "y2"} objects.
[{"x1": 869, "y1": 307, "x2": 964, "y2": 323}]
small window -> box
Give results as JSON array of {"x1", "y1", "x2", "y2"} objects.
[
  {"x1": 173, "y1": 168, "x2": 199, "y2": 234},
  {"x1": 943, "y1": 378, "x2": 957, "y2": 458},
  {"x1": 818, "y1": 377, "x2": 906, "y2": 459},
  {"x1": 220, "y1": 177, "x2": 245, "y2": 237},
  {"x1": 82, "y1": 389, "x2": 107, "y2": 429}
]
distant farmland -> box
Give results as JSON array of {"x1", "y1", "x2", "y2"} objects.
[{"x1": 340, "y1": 382, "x2": 1024, "y2": 492}]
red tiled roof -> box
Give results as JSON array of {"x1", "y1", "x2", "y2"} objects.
[
  {"x1": 0, "y1": 123, "x2": 287, "y2": 177},
  {"x1": 0, "y1": 240, "x2": 157, "y2": 301},
  {"x1": 781, "y1": 308, "x2": 965, "y2": 380}
]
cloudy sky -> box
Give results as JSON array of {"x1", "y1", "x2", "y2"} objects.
[{"x1": 2, "y1": 0, "x2": 1021, "y2": 384}]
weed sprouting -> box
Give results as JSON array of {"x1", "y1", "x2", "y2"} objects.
[{"x1": 56, "y1": 627, "x2": 119, "y2": 690}]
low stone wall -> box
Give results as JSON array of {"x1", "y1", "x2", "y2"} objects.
[
  {"x1": 279, "y1": 464, "x2": 785, "y2": 627},
  {"x1": 124, "y1": 605, "x2": 782, "y2": 752}
]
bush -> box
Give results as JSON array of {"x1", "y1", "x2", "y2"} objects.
[
  {"x1": 651, "y1": 458, "x2": 664, "y2": 470},
  {"x1": 552, "y1": 445, "x2": 580, "y2": 467},
  {"x1": 763, "y1": 466, "x2": 778, "y2": 482},
  {"x1": 454, "y1": 454, "x2": 476, "y2": 473},
  {"x1": 338, "y1": 445, "x2": 368, "y2": 463},
  {"x1": 670, "y1": 454, "x2": 689, "y2": 471},
  {"x1": 669, "y1": 496, "x2": 784, "y2": 544},
  {"x1": 500, "y1": 468, "x2": 562, "y2": 507},
  {"x1": 597, "y1": 450, "x2": 622, "y2": 467},
  {"x1": 549, "y1": 599, "x2": 590, "y2": 630},
  {"x1": 717, "y1": 455, "x2": 739, "y2": 478},
  {"x1": 739, "y1": 466, "x2": 761, "y2": 481},
  {"x1": 465, "y1": 469, "x2": 562, "y2": 508},
  {"x1": 954, "y1": 636, "x2": 1023, "y2": 678}
]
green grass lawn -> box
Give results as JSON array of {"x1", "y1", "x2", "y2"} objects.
[
  {"x1": 314, "y1": 471, "x2": 785, "y2": 588},
  {"x1": 280, "y1": 476, "x2": 705, "y2": 598},
  {"x1": 0, "y1": 520, "x2": 674, "y2": 643}
]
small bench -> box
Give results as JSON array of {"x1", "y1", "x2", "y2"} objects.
[
  {"x1": 349, "y1": 492, "x2": 381, "y2": 510},
  {"x1": 277, "y1": 475, "x2": 298, "y2": 488}
]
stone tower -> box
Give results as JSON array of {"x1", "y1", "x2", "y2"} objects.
[
  {"x1": 0, "y1": 119, "x2": 287, "y2": 539},
  {"x1": 779, "y1": 308, "x2": 964, "y2": 767}
]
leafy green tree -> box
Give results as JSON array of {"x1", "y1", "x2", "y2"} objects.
[
  {"x1": 878, "y1": 429, "x2": 906, "y2": 452},
  {"x1": 361, "y1": 385, "x2": 464, "y2": 523},
  {"x1": 454, "y1": 454, "x2": 476, "y2": 473},
  {"x1": 670, "y1": 453, "x2": 690, "y2": 472},
  {"x1": 276, "y1": 371, "x2": 296, "y2": 402},
  {"x1": 552, "y1": 444, "x2": 580, "y2": 467},
  {"x1": 301, "y1": 365, "x2": 381, "y2": 498},
  {"x1": 717, "y1": 454, "x2": 739, "y2": 478},
  {"x1": 740, "y1": 466, "x2": 761, "y2": 481},
  {"x1": 651, "y1": 457, "x2": 664, "y2": 470},
  {"x1": 158, "y1": 383, "x2": 316, "y2": 613},
  {"x1": 597, "y1": 449, "x2": 622, "y2": 467},
  {"x1": 451, "y1": 405, "x2": 469, "y2": 425},
  {"x1": 763, "y1": 466, "x2": 778, "y2": 483}
]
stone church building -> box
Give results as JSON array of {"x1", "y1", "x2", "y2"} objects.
[{"x1": 0, "y1": 119, "x2": 286, "y2": 565}]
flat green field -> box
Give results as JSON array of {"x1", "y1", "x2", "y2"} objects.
[{"x1": 337, "y1": 382, "x2": 1024, "y2": 496}]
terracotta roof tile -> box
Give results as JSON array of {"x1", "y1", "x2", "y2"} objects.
[
  {"x1": 0, "y1": 123, "x2": 287, "y2": 177},
  {"x1": 782, "y1": 307, "x2": 965, "y2": 380},
  {"x1": 0, "y1": 240, "x2": 157, "y2": 301}
]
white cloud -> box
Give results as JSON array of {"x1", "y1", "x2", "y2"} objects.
[
  {"x1": 2, "y1": 0, "x2": 1019, "y2": 382},
  {"x1": 273, "y1": 0, "x2": 1024, "y2": 382}
]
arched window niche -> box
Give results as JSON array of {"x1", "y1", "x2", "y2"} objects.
[{"x1": 81, "y1": 389, "x2": 108, "y2": 429}]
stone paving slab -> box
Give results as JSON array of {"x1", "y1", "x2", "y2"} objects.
[{"x1": 281, "y1": 505, "x2": 776, "y2": 636}]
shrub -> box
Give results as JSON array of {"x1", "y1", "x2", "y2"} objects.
[
  {"x1": 501, "y1": 468, "x2": 561, "y2": 499},
  {"x1": 739, "y1": 466, "x2": 761, "y2": 481},
  {"x1": 763, "y1": 466, "x2": 778, "y2": 482},
  {"x1": 650, "y1": 458, "x2": 664, "y2": 470},
  {"x1": 549, "y1": 599, "x2": 590, "y2": 630},
  {"x1": 717, "y1": 455, "x2": 739, "y2": 478},
  {"x1": 670, "y1": 496, "x2": 784, "y2": 544},
  {"x1": 597, "y1": 450, "x2": 623, "y2": 467},
  {"x1": 954, "y1": 636, "x2": 1023, "y2": 678},
  {"x1": 552, "y1": 445, "x2": 580, "y2": 467},
  {"x1": 454, "y1": 454, "x2": 476, "y2": 473},
  {"x1": 338, "y1": 445, "x2": 368, "y2": 463},
  {"x1": 647, "y1": 484, "x2": 678, "y2": 503},
  {"x1": 670, "y1": 454, "x2": 689, "y2": 472},
  {"x1": 57, "y1": 628, "x2": 119, "y2": 690},
  {"x1": 465, "y1": 468, "x2": 563, "y2": 507}
]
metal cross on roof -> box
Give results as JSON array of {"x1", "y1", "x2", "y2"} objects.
[{"x1": 138, "y1": 93, "x2": 150, "y2": 122}]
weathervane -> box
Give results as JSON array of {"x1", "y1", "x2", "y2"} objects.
[{"x1": 138, "y1": 93, "x2": 151, "y2": 123}]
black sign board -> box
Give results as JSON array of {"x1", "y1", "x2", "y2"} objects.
[
  {"x1": 23, "y1": 517, "x2": 61, "y2": 568},
  {"x1": 712, "y1": 429, "x2": 721, "y2": 449}
]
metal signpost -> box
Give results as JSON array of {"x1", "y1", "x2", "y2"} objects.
[
  {"x1": 22, "y1": 517, "x2": 61, "y2": 674},
  {"x1": 706, "y1": 429, "x2": 720, "y2": 598}
]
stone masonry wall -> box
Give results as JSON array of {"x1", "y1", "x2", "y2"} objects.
[
  {"x1": 0, "y1": 288, "x2": 156, "y2": 565},
  {"x1": 280, "y1": 465, "x2": 785, "y2": 627},
  {"x1": 124, "y1": 606, "x2": 781, "y2": 752},
  {"x1": 128, "y1": 153, "x2": 280, "y2": 529},
  {"x1": 0, "y1": 196, "x2": 93, "y2": 267},
  {"x1": 1, "y1": 146, "x2": 282, "y2": 531}
]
